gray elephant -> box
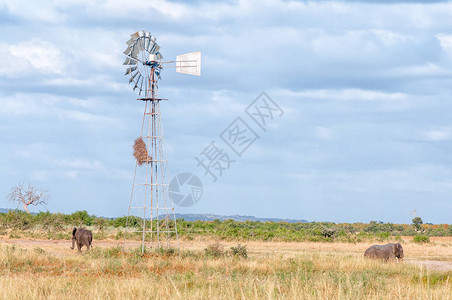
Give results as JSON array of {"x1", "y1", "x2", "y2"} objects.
[
  {"x1": 70, "y1": 227, "x2": 93, "y2": 252},
  {"x1": 364, "y1": 243, "x2": 404, "y2": 262}
]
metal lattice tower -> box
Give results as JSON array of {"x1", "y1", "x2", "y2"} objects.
[{"x1": 121, "y1": 30, "x2": 200, "y2": 252}]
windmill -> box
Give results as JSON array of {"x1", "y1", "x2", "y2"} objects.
[{"x1": 122, "y1": 30, "x2": 201, "y2": 252}]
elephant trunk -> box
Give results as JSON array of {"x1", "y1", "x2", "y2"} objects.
[{"x1": 71, "y1": 237, "x2": 75, "y2": 250}]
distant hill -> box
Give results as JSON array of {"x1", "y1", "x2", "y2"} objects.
[
  {"x1": 0, "y1": 208, "x2": 307, "y2": 223},
  {"x1": 0, "y1": 208, "x2": 12, "y2": 213},
  {"x1": 174, "y1": 213, "x2": 307, "y2": 223}
]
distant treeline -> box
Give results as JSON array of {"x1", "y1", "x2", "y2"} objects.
[{"x1": 0, "y1": 210, "x2": 450, "y2": 242}]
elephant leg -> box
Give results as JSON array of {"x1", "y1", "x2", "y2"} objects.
[{"x1": 77, "y1": 242, "x2": 82, "y2": 252}]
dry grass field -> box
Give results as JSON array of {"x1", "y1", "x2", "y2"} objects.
[{"x1": 0, "y1": 237, "x2": 451, "y2": 299}]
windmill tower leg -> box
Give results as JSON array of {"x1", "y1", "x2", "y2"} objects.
[{"x1": 123, "y1": 99, "x2": 179, "y2": 253}]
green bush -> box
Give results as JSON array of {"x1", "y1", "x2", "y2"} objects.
[
  {"x1": 111, "y1": 216, "x2": 141, "y2": 228},
  {"x1": 69, "y1": 210, "x2": 94, "y2": 226},
  {"x1": 230, "y1": 244, "x2": 247, "y2": 259},
  {"x1": 413, "y1": 234, "x2": 430, "y2": 243},
  {"x1": 0, "y1": 209, "x2": 451, "y2": 242},
  {"x1": 155, "y1": 247, "x2": 177, "y2": 257},
  {"x1": 376, "y1": 231, "x2": 390, "y2": 241}
]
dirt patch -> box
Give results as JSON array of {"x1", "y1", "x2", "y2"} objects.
[{"x1": 405, "y1": 260, "x2": 452, "y2": 272}]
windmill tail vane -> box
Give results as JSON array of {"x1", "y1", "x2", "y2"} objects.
[{"x1": 122, "y1": 30, "x2": 201, "y2": 253}]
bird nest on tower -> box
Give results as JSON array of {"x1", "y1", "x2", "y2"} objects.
[{"x1": 133, "y1": 137, "x2": 152, "y2": 165}]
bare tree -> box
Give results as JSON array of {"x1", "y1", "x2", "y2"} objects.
[{"x1": 8, "y1": 183, "x2": 49, "y2": 213}]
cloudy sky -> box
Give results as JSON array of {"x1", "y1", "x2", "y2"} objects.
[{"x1": 1, "y1": 0, "x2": 451, "y2": 223}]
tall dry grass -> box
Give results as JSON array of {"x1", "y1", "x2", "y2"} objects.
[{"x1": 0, "y1": 241, "x2": 450, "y2": 299}]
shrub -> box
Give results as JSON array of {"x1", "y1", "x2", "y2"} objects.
[
  {"x1": 111, "y1": 216, "x2": 141, "y2": 228},
  {"x1": 230, "y1": 244, "x2": 247, "y2": 259},
  {"x1": 413, "y1": 234, "x2": 430, "y2": 243},
  {"x1": 204, "y1": 242, "x2": 224, "y2": 258},
  {"x1": 34, "y1": 247, "x2": 45, "y2": 254},
  {"x1": 320, "y1": 226, "x2": 337, "y2": 238},
  {"x1": 155, "y1": 247, "x2": 177, "y2": 257}
]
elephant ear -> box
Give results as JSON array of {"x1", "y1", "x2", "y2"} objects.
[
  {"x1": 392, "y1": 244, "x2": 398, "y2": 254},
  {"x1": 72, "y1": 227, "x2": 77, "y2": 236}
]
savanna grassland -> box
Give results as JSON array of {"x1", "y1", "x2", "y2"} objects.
[
  {"x1": 0, "y1": 210, "x2": 451, "y2": 299},
  {"x1": 0, "y1": 237, "x2": 451, "y2": 299}
]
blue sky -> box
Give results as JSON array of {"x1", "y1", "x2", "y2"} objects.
[{"x1": 1, "y1": 0, "x2": 451, "y2": 223}]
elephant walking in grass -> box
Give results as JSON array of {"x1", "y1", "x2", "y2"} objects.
[
  {"x1": 70, "y1": 227, "x2": 93, "y2": 252},
  {"x1": 364, "y1": 243, "x2": 404, "y2": 262}
]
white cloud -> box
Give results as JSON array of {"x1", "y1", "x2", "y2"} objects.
[
  {"x1": 315, "y1": 127, "x2": 333, "y2": 140},
  {"x1": 29, "y1": 170, "x2": 51, "y2": 182},
  {"x1": 52, "y1": 158, "x2": 103, "y2": 170},
  {"x1": 0, "y1": 92, "x2": 123, "y2": 127},
  {"x1": 57, "y1": 110, "x2": 119, "y2": 125},
  {"x1": 390, "y1": 63, "x2": 449, "y2": 77},
  {"x1": 29, "y1": 169, "x2": 81, "y2": 181},
  {"x1": 436, "y1": 34, "x2": 452, "y2": 50},
  {"x1": 370, "y1": 29, "x2": 414, "y2": 46},
  {"x1": 0, "y1": 40, "x2": 65, "y2": 77},
  {"x1": 276, "y1": 88, "x2": 406, "y2": 102},
  {"x1": 44, "y1": 76, "x2": 122, "y2": 91},
  {"x1": 422, "y1": 128, "x2": 452, "y2": 141},
  {"x1": 291, "y1": 165, "x2": 452, "y2": 194},
  {"x1": 1, "y1": 0, "x2": 63, "y2": 23},
  {"x1": 167, "y1": 89, "x2": 245, "y2": 119}
]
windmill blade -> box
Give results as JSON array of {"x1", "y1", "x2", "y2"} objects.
[
  {"x1": 176, "y1": 51, "x2": 201, "y2": 76},
  {"x1": 130, "y1": 31, "x2": 139, "y2": 40},
  {"x1": 154, "y1": 43, "x2": 161, "y2": 54},
  {"x1": 126, "y1": 38, "x2": 134, "y2": 47},
  {"x1": 131, "y1": 44, "x2": 141, "y2": 59},
  {"x1": 149, "y1": 43, "x2": 160, "y2": 54},
  {"x1": 144, "y1": 32, "x2": 152, "y2": 52},
  {"x1": 144, "y1": 37, "x2": 151, "y2": 52},
  {"x1": 123, "y1": 57, "x2": 137, "y2": 65},
  {"x1": 130, "y1": 48, "x2": 139, "y2": 59},
  {"x1": 139, "y1": 76, "x2": 144, "y2": 93},
  {"x1": 131, "y1": 40, "x2": 146, "y2": 58},
  {"x1": 139, "y1": 37, "x2": 146, "y2": 52},
  {"x1": 138, "y1": 30, "x2": 145, "y2": 38},
  {"x1": 124, "y1": 66, "x2": 137, "y2": 76},
  {"x1": 155, "y1": 52, "x2": 163, "y2": 60},
  {"x1": 129, "y1": 70, "x2": 139, "y2": 83},
  {"x1": 133, "y1": 76, "x2": 143, "y2": 91},
  {"x1": 123, "y1": 47, "x2": 131, "y2": 55}
]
